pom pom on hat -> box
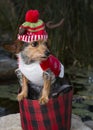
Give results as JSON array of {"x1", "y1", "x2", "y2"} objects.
[{"x1": 25, "y1": 10, "x2": 39, "y2": 23}]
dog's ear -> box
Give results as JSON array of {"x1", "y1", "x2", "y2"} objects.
[{"x1": 3, "y1": 40, "x2": 24, "y2": 54}]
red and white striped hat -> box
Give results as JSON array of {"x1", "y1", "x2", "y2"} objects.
[{"x1": 18, "y1": 10, "x2": 48, "y2": 43}]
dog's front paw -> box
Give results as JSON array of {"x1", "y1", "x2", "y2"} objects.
[
  {"x1": 39, "y1": 96, "x2": 49, "y2": 105},
  {"x1": 17, "y1": 92, "x2": 27, "y2": 101}
]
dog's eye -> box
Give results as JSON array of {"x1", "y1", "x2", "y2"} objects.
[
  {"x1": 43, "y1": 42, "x2": 48, "y2": 46},
  {"x1": 31, "y1": 42, "x2": 39, "y2": 47}
]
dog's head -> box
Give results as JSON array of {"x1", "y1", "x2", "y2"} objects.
[
  {"x1": 21, "y1": 40, "x2": 50, "y2": 64},
  {"x1": 3, "y1": 39, "x2": 50, "y2": 64}
]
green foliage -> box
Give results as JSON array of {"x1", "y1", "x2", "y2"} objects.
[
  {"x1": 66, "y1": 66, "x2": 93, "y2": 119},
  {"x1": 0, "y1": 1, "x2": 17, "y2": 32},
  {"x1": 72, "y1": 108, "x2": 93, "y2": 120},
  {"x1": 0, "y1": 83, "x2": 18, "y2": 101}
]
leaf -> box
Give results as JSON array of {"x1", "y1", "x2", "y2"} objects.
[
  {"x1": 72, "y1": 102, "x2": 86, "y2": 109},
  {"x1": 72, "y1": 108, "x2": 93, "y2": 119},
  {"x1": 83, "y1": 100, "x2": 93, "y2": 105},
  {"x1": 0, "y1": 84, "x2": 18, "y2": 101}
]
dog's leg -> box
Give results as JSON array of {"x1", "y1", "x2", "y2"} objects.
[
  {"x1": 39, "y1": 72, "x2": 51, "y2": 104},
  {"x1": 17, "y1": 75, "x2": 28, "y2": 101}
]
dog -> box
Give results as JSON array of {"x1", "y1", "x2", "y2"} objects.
[
  {"x1": 3, "y1": 39, "x2": 64, "y2": 104},
  {"x1": 3, "y1": 9, "x2": 65, "y2": 104}
]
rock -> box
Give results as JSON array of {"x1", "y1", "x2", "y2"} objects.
[
  {"x1": 0, "y1": 113, "x2": 21, "y2": 130},
  {"x1": 0, "y1": 113, "x2": 92, "y2": 130},
  {"x1": 0, "y1": 57, "x2": 17, "y2": 81},
  {"x1": 0, "y1": 47, "x2": 17, "y2": 81},
  {"x1": 84, "y1": 121, "x2": 93, "y2": 129},
  {"x1": 71, "y1": 114, "x2": 92, "y2": 130}
]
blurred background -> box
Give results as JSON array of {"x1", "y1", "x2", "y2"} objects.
[{"x1": 0, "y1": 0, "x2": 93, "y2": 122}]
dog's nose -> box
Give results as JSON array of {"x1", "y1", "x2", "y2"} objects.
[{"x1": 45, "y1": 50, "x2": 50, "y2": 56}]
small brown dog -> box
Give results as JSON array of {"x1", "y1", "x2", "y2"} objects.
[
  {"x1": 3, "y1": 10, "x2": 64, "y2": 104},
  {"x1": 4, "y1": 39, "x2": 64, "y2": 104}
]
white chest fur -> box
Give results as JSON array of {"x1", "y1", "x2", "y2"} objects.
[{"x1": 18, "y1": 54, "x2": 44, "y2": 86}]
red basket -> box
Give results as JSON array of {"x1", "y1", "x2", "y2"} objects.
[{"x1": 19, "y1": 89, "x2": 73, "y2": 130}]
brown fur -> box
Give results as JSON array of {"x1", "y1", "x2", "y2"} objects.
[
  {"x1": 3, "y1": 39, "x2": 51, "y2": 104},
  {"x1": 3, "y1": 40, "x2": 24, "y2": 54}
]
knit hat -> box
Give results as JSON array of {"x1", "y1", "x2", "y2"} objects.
[{"x1": 18, "y1": 10, "x2": 48, "y2": 43}]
